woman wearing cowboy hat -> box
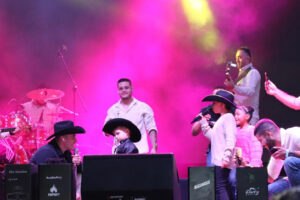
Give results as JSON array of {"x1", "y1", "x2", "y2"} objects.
[{"x1": 199, "y1": 89, "x2": 237, "y2": 200}]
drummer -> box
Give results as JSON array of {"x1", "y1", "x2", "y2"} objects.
[{"x1": 21, "y1": 88, "x2": 64, "y2": 156}]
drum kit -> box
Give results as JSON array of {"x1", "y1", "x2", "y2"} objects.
[{"x1": 0, "y1": 88, "x2": 76, "y2": 164}]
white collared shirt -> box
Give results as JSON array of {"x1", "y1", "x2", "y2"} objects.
[
  {"x1": 105, "y1": 98, "x2": 157, "y2": 153},
  {"x1": 234, "y1": 63, "x2": 261, "y2": 124}
]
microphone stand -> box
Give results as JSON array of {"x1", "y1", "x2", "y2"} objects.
[{"x1": 58, "y1": 49, "x2": 87, "y2": 123}]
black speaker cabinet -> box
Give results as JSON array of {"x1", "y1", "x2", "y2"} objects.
[
  {"x1": 188, "y1": 167, "x2": 215, "y2": 200},
  {"x1": 236, "y1": 167, "x2": 268, "y2": 200},
  {"x1": 39, "y1": 164, "x2": 75, "y2": 200},
  {"x1": 4, "y1": 164, "x2": 32, "y2": 200},
  {"x1": 81, "y1": 154, "x2": 180, "y2": 200}
]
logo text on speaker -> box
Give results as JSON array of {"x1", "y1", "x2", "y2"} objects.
[
  {"x1": 48, "y1": 184, "x2": 60, "y2": 197},
  {"x1": 245, "y1": 187, "x2": 260, "y2": 196},
  {"x1": 194, "y1": 180, "x2": 210, "y2": 190}
]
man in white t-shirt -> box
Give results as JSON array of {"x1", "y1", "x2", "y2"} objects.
[
  {"x1": 104, "y1": 78, "x2": 158, "y2": 154},
  {"x1": 254, "y1": 119, "x2": 300, "y2": 196}
]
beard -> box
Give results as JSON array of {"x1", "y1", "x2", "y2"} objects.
[{"x1": 266, "y1": 138, "x2": 276, "y2": 150}]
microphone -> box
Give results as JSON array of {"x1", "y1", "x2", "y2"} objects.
[
  {"x1": 226, "y1": 61, "x2": 237, "y2": 68},
  {"x1": 190, "y1": 105, "x2": 212, "y2": 124},
  {"x1": 74, "y1": 143, "x2": 79, "y2": 155},
  {"x1": 73, "y1": 145, "x2": 80, "y2": 167},
  {"x1": 191, "y1": 114, "x2": 202, "y2": 124},
  {"x1": 57, "y1": 44, "x2": 68, "y2": 56},
  {"x1": 74, "y1": 147, "x2": 79, "y2": 155}
]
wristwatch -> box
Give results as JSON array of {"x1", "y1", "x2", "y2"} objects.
[{"x1": 288, "y1": 151, "x2": 296, "y2": 157}]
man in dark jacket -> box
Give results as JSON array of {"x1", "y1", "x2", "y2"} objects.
[{"x1": 30, "y1": 120, "x2": 85, "y2": 200}]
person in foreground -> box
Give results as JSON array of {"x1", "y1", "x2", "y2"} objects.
[
  {"x1": 103, "y1": 118, "x2": 141, "y2": 154},
  {"x1": 254, "y1": 119, "x2": 300, "y2": 197},
  {"x1": 30, "y1": 120, "x2": 85, "y2": 200},
  {"x1": 199, "y1": 89, "x2": 237, "y2": 200}
]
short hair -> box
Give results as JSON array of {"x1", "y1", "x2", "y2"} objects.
[
  {"x1": 238, "y1": 46, "x2": 251, "y2": 58},
  {"x1": 117, "y1": 78, "x2": 132, "y2": 86},
  {"x1": 237, "y1": 106, "x2": 254, "y2": 122},
  {"x1": 254, "y1": 119, "x2": 279, "y2": 136}
]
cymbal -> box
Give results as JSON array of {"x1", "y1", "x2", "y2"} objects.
[{"x1": 26, "y1": 88, "x2": 64, "y2": 101}]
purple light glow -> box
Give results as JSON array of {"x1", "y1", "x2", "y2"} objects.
[{"x1": 0, "y1": 0, "x2": 295, "y2": 178}]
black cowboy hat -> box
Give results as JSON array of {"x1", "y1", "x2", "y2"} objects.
[
  {"x1": 46, "y1": 120, "x2": 86, "y2": 140},
  {"x1": 102, "y1": 118, "x2": 141, "y2": 143},
  {"x1": 202, "y1": 89, "x2": 236, "y2": 108}
]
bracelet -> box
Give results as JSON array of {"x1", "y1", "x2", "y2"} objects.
[
  {"x1": 289, "y1": 151, "x2": 296, "y2": 157},
  {"x1": 286, "y1": 149, "x2": 289, "y2": 158}
]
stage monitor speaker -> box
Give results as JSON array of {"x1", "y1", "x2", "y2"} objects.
[
  {"x1": 39, "y1": 164, "x2": 75, "y2": 200},
  {"x1": 188, "y1": 167, "x2": 215, "y2": 200},
  {"x1": 81, "y1": 154, "x2": 180, "y2": 200},
  {"x1": 4, "y1": 164, "x2": 32, "y2": 200},
  {"x1": 236, "y1": 167, "x2": 268, "y2": 200}
]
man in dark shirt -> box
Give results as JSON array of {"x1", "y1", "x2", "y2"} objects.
[
  {"x1": 30, "y1": 120, "x2": 85, "y2": 165},
  {"x1": 103, "y1": 118, "x2": 141, "y2": 154},
  {"x1": 30, "y1": 120, "x2": 85, "y2": 200}
]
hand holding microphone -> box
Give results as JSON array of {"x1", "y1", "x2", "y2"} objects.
[
  {"x1": 72, "y1": 144, "x2": 81, "y2": 166},
  {"x1": 191, "y1": 106, "x2": 212, "y2": 124}
]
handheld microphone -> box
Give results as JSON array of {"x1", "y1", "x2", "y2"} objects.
[
  {"x1": 74, "y1": 142, "x2": 80, "y2": 154},
  {"x1": 74, "y1": 147, "x2": 79, "y2": 155},
  {"x1": 190, "y1": 106, "x2": 212, "y2": 124},
  {"x1": 227, "y1": 61, "x2": 237, "y2": 68},
  {"x1": 191, "y1": 114, "x2": 202, "y2": 124},
  {"x1": 57, "y1": 44, "x2": 68, "y2": 56}
]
